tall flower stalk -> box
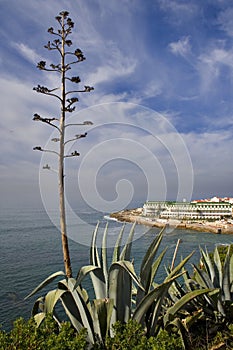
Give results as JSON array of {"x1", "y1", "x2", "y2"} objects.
[{"x1": 33, "y1": 11, "x2": 94, "y2": 277}]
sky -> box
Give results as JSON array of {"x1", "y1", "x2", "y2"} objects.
[{"x1": 1, "y1": 0, "x2": 233, "y2": 213}]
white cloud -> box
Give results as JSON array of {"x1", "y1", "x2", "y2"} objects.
[
  {"x1": 199, "y1": 47, "x2": 233, "y2": 68},
  {"x1": 0, "y1": 76, "x2": 58, "y2": 159},
  {"x1": 218, "y1": 8, "x2": 233, "y2": 37},
  {"x1": 11, "y1": 42, "x2": 41, "y2": 64},
  {"x1": 183, "y1": 130, "x2": 233, "y2": 197},
  {"x1": 87, "y1": 56, "x2": 137, "y2": 86},
  {"x1": 168, "y1": 36, "x2": 191, "y2": 57},
  {"x1": 158, "y1": 0, "x2": 198, "y2": 21},
  {"x1": 184, "y1": 130, "x2": 233, "y2": 172},
  {"x1": 197, "y1": 44, "x2": 233, "y2": 93}
]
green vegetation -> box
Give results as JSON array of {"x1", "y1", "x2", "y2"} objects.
[
  {"x1": 0, "y1": 316, "x2": 185, "y2": 350},
  {"x1": 0, "y1": 315, "x2": 88, "y2": 350},
  {"x1": 25, "y1": 224, "x2": 197, "y2": 347},
  {"x1": 1, "y1": 314, "x2": 233, "y2": 349},
  {"x1": 20, "y1": 224, "x2": 232, "y2": 349}
]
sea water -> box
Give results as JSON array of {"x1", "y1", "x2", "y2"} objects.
[{"x1": 0, "y1": 207, "x2": 232, "y2": 331}]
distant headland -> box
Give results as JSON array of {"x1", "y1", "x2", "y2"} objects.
[{"x1": 110, "y1": 196, "x2": 233, "y2": 234}]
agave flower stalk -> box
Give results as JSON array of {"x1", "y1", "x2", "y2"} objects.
[{"x1": 32, "y1": 11, "x2": 94, "y2": 277}]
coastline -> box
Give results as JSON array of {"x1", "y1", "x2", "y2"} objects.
[{"x1": 110, "y1": 208, "x2": 233, "y2": 234}]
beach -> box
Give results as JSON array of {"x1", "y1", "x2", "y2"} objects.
[{"x1": 110, "y1": 208, "x2": 233, "y2": 234}]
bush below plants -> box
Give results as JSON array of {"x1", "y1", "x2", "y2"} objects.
[
  {"x1": 0, "y1": 317, "x2": 184, "y2": 350},
  {"x1": 0, "y1": 315, "x2": 88, "y2": 350}
]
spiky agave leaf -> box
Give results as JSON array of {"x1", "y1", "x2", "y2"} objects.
[
  {"x1": 109, "y1": 260, "x2": 144, "y2": 328},
  {"x1": 193, "y1": 264, "x2": 225, "y2": 316},
  {"x1": 136, "y1": 228, "x2": 166, "y2": 305},
  {"x1": 74, "y1": 264, "x2": 106, "y2": 300},
  {"x1": 163, "y1": 288, "x2": 213, "y2": 327},
  {"x1": 230, "y1": 252, "x2": 233, "y2": 293},
  {"x1": 59, "y1": 278, "x2": 95, "y2": 344},
  {"x1": 119, "y1": 222, "x2": 136, "y2": 261},
  {"x1": 75, "y1": 265, "x2": 102, "y2": 287},
  {"x1": 90, "y1": 222, "x2": 101, "y2": 267},
  {"x1": 132, "y1": 272, "x2": 184, "y2": 335},
  {"x1": 222, "y1": 247, "x2": 231, "y2": 301},
  {"x1": 25, "y1": 271, "x2": 65, "y2": 299},
  {"x1": 140, "y1": 253, "x2": 193, "y2": 336},
  {"x1": 92, "y1": 298, "x2": 114, "y2": 342},
  {"x1": 200, "y1": 247, "x2": 216, "y2": 283},
  {"x1": 88, "y1": 222, "x2": 107, "y2": 299},
  {"x1": 112, "y1": 224, "x2": 125, "y2": 263},
  {"x1": 101, "y1": 222, "x2": 108, "y2": 294}
]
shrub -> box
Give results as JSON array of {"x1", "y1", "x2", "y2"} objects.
[
  {"x1": 0, "y1": 316, "x2": 184, "y2": 350},
  {"x1": 0, "y1": 315, "x2": 88, "y2": 350},
  {"x1": 104, "y1": 320, "x2": 183, "y2": 350}
]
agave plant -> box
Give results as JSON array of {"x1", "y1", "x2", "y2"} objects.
[
  {"x1": 26, "y1": 223, "x2": 200, "y2": 346},
  {"x1": 159, "y1": 244, "x2": 233, "y2": 349},
  {"x1": 192, "y1": 245, "x2": 233, "y2": 323}
]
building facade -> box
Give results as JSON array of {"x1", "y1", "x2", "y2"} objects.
[{"x1": 143, "y1": 200, "x2": 233, "y2": 220}]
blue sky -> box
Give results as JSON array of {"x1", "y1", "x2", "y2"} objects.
[{"x1": 1, "y1": 0, "x2": 233, "y2": 211}]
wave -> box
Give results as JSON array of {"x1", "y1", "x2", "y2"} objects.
[{"x1": 103, "y1": 215, "x2": 119, "y2": 222}]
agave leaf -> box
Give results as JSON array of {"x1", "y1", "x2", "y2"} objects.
[
  {"x1": 164, "y1": 288, "x2": 212, "y2": 327},
  {"x1": 136, "y1": 247, "x2": 167, "y2": 306},
  {"x1": 75, "y1": 258, "x2": 106, "y2": 302},
  {"x1": 60, "y1": 291, "x2": 86, "y2": 333},
  {"x1": 44, "y1": 288, "x2": 65, "y2": 313},
  {"x1": 165, "y1": 252, "x2": 194, "y2": 281},
  {"x1": 222, "y1": 247, "x2": 231, "y2": 301},
  {"x1": 140, "y1": 229, "x2": 164, "y2": 288},
  {"x1": 109, "y1": 262, "x2": 132, "y2": 325},
  {"x1": 60, "y1": 278, "x2": 95, "y2": 344},
  {"x1": 183, "y1": 268, "x2": 197, "y2": 292},
  {"x1": 200, "y1": 247, "x2": 216, "y2": 283},
  {"x1": 167, "y1": 276, "x2": 186, "y2": 304},
  {"x1": 90, "y1": 222, "x2": 100, "y2": 267},
  {"x1": 112, "y1": 224, "x2": 125, "y2": 263},
  {"x1": 34, "y1": 312, "x2": 46, "y2": 327},
  {"x1": 132, "y1": 272, "x2": 184, "y2": 327},
  {"x1": 217, "y1": 299, "x2": 226, "y2": 316},
  {"x1": 101, "y1": 223, "x2": 108, "y2": 287},
  {"x1": 230, "y1": 253, "x2": 233, "y2": 290},
  {"x1": 109, "y1": 260, "x2": 143, "y2": 325},
  {"x1": 119, "y1": 222, "x2": 136, "y2": 261},
  {"x1": 140, "y1": 228, "x2": 164, "y2": 278},
  {"x1": 193, "y1": 265, "x2": 225, "y2": 312},
  {"x1": 110, "y1": 260, "x2": 143, "y2": 290},
  {"x1": 170, "y1": 239, "x2": 182, "y2": 270},
  {"x1": 150, "y1": 248, "x2": 167, "y2": 285},
  {"x1": 25, "y1": 271, "x2": 65, "y2": 299},
  {"x1": 31, "y1": 296, "x2": 45, "y2": 316},
  {"x1": 193, "y1": 264, "x2": 214, "y2": 289},
  {"x1": 89, "y1": 268, "x2": 106, "y2": 299},
  {"x1": 75, "y1": 265, "x2": 102, "y2": 288},
  {"x1": 213, "y1": 247, "x2": 222, "y2": 287},
  {"x1": 150, "y1": 271, "x2": 188, "y2": 336},
  {"x1": 78, "y1": 286, "x2": 90, "y2": 306},
  {"x1": 108, "y1": 260, "x2": 143, "y2": 325},
  {"x1": 92, "y1": 298, "x2": 114, "y2": 341}
]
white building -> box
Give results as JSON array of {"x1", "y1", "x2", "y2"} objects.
[{"x1": 143, "y1": 200, "x2": 233, "y2": 220}]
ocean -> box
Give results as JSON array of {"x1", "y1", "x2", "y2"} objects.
[{"x1": 1, "y1": 207, "x2": 233, "y2": 331}]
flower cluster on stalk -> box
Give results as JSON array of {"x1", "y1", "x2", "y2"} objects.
[{"x1": 32, "y1": 10, "x2": 94, "y2": 162}]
